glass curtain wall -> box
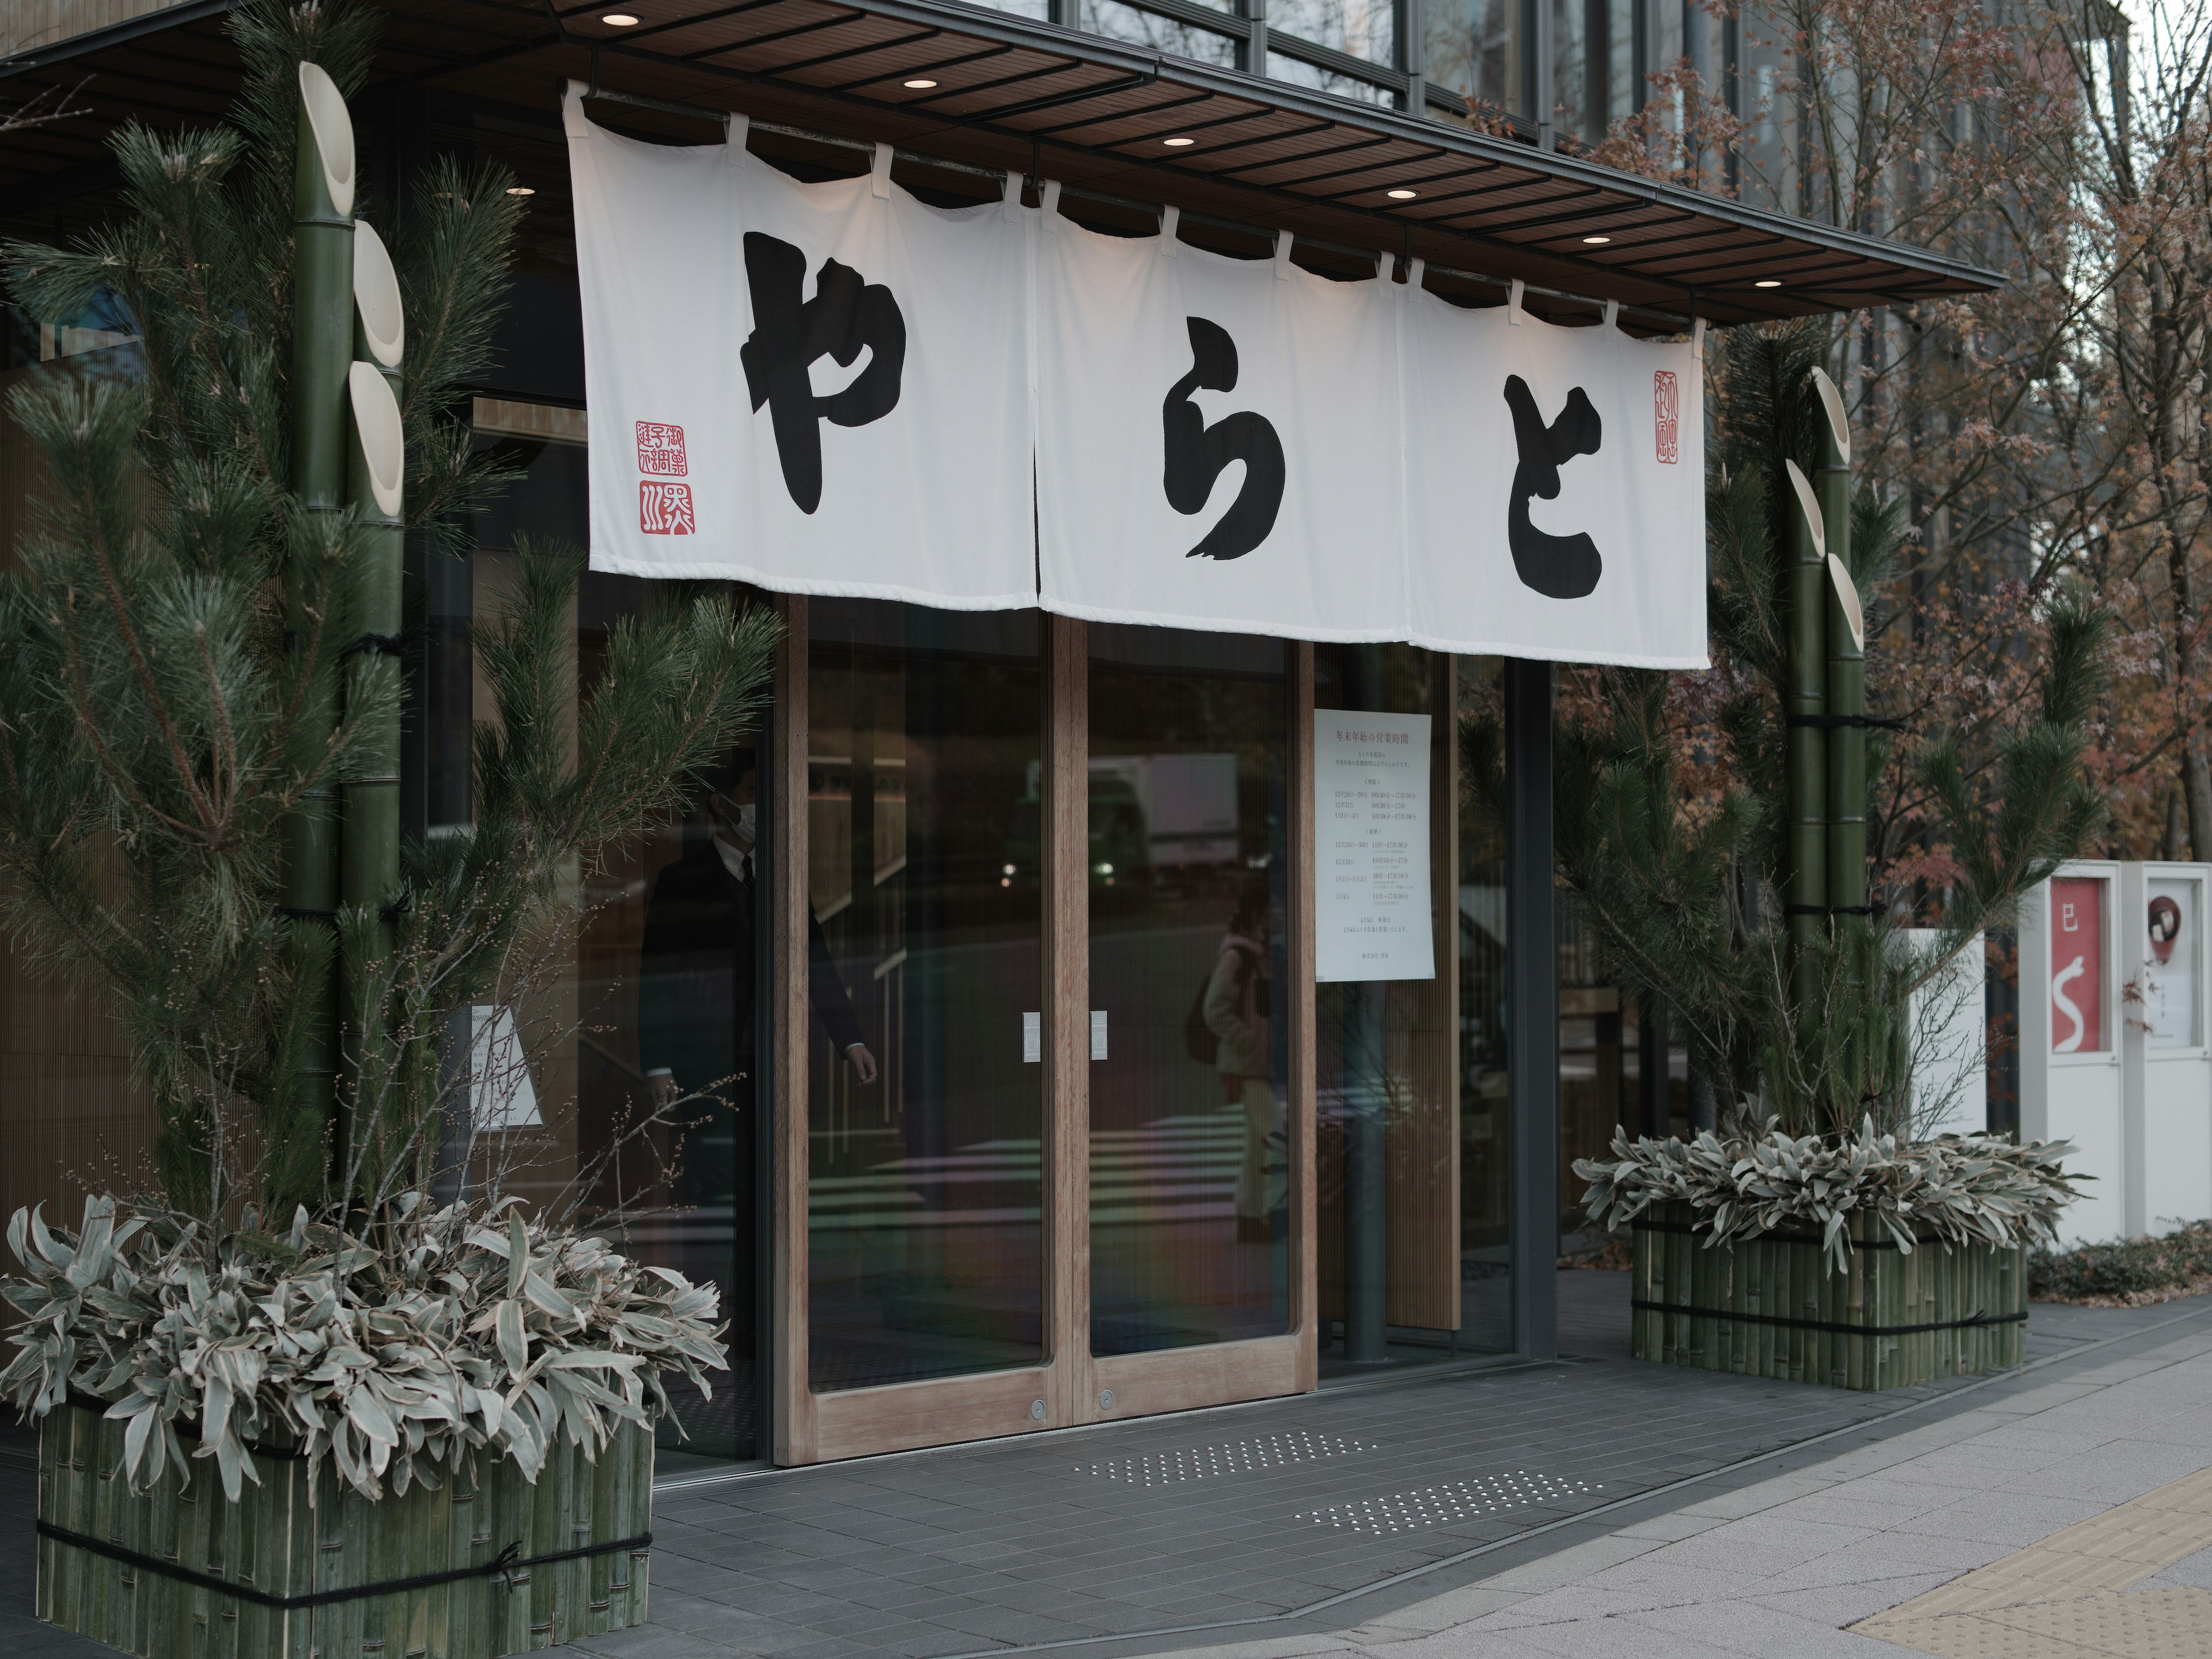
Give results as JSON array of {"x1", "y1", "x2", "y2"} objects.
[
  {"x1": 1314, "y1": 645, "x2": 1508, "y2": 1373},
  {"x1": 1456, "y1": 657, "x2": 1513, "y2": 1353},
  {"x1": 805, "y1": 601, "x2": 1047, "y2": 1391},
  {"x1": 1088, "y1": 626, "x2": 1290, "y2": 1355},
  {"x1": 463, "y1": 406, "x2": 771, "y2": 1465},
  {"x1": 1425, "y1": 0, "x2": 1528, "y2": 122}
]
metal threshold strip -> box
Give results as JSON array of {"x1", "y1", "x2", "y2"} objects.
[{"x1": 574, "y1": 79, "x2": 1695, "y2": 331}]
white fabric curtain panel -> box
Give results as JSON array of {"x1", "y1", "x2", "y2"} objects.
[
  {"x1": 1400, "y1": 289, "x2": 1709, "y2": 668},
  {"x1": 1033, "y1": 213, "x2": 1410, "y2": 642},
  {"x1": 565, "y1": 92, "x2": 1039, "y2": 607},
  {"x1": 563, "y1": 96, "x2": 1710, "y2": 668}
]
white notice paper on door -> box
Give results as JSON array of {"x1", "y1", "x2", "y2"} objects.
[{"x1": 1315, "y1": 710, "x2": 1433, "y2": 983}]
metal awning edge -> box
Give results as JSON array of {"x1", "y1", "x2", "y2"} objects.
[{"x1": 0, "y1": 0, "x2": 2003, "y2": 304}]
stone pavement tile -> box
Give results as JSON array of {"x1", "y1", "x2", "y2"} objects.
[
  {"x1": 1752, "y1": 1530, "x2": 2003, "y2": 1593},
  {"x1": 1673, "y1": 1473, "x2": 1843, "y2": 1521},
  {"x1": 1575, "y1": 1557, "x2": 1766, "y2": 1600},
  {"x1": 1889, "y1": 1490, "x2": 2111, "y2": 1549},
  {"x1": 862, "y1": 1620, "x2": 1001, "y2": 1658},
  {"x1": 1477, "y1": 1611, "x2": 1730, "y2": 1659},
  {"x1": 1628, "y1": 1599, "x2": 1908, "y2": 1657},
  {"x1": 1475, "y1": 1536, "x2": 1660, "y2": 1593},
  {"x1": 2133, "y1": 1543, "x2": 2212, "y2": 1592},
  {"x1": 1747, "y1": 1573, "x2": 1959, "y2": 1629},
  {"x1": 1608, "y1": 1509, "x2": 1726, "y2": 1543},
  {"x1": 569, "y1": 1623, "x2": 757, "y2": 1657},
  {"x1": 1753, "y1": 1484, "x2": 1961, "y2": 1531},
  {"x1": 1445, "y1": 1586, "x2": 1673, "y2": 1631},
  {"x1": 1141, "y1": 1634, "x2": 1358, "y2": 1659},
  {"x1": 1337, "y1": 1585, "x2": 1531, "y2": 1639},
  {"x1": 1654, "y1": 1513, "x2": 1877, "y2": 1566}
]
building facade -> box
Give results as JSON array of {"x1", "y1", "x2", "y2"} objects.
[{"x1": 0, "y1": 0, "x2": 1990, "y2": 1471}]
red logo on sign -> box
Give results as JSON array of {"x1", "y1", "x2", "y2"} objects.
[
  {"x1": 639, "y1": 481, "x2": 695, "y2": 535},
  {"x1": 1654, "y1": 371, "x2": 1679, "y2": 465},
  {"x1": 635, "y1": 421, "x2": 688, "y2": 476}
]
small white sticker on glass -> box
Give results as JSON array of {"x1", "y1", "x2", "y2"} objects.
[
  {"x1": 1023, "y1": 1010, "x2": 1041, "y2": 1063},
  {"x1": 1091, "y1": 1009, "x2": 1108, "y2": 1061}
]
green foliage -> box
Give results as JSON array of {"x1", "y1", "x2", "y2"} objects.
[
  {"x1": 0, "y1": 1192, "x2": 725, "y2": 1504},
  {"x1": 2028, "y1": 1220, "x2": 2212, "y2": 1302},
  {"x1": 1468, "y1": 323, "x2": 2112, "y2": 1139},
  {"x1": 1576, "y1": 1119, "x2": 2081, "y2": 1271},
  {"x1": 0, "y1": 0, "x2": 778, "y2": 1234}
]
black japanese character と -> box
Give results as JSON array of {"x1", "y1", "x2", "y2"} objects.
[
  {"x1": 1503, "y1": 374, "x2": 1604, "y2": 599},
  {"x1": 1162, "y1": 316, "x2": 1286, "y2": 560},
  {"x1": 739, "y1": 232, "x2": 907, "y2": 514}
]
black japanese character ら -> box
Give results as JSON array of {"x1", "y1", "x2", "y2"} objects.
[
  {"x1": 1162, "y1": 316, "x2": 1286, "y2": 560},
  {"x1": 1503, "y1": 374, "x2": 1603, "y2": 599},
  {"x1": 740, "y1": 232, "x2": 907, "y2": 514}
]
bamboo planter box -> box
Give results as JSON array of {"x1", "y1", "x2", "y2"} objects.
[
  {"x1": 1630, "y1": 1201, "x2": 2026, "y2": 1389},
  {"x1": 35, "y1": 1399, "x2": 653, "y2": 1659}
]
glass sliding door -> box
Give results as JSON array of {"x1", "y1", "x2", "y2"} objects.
[
  {"x1": 806, "y1": 601, "x2": 1047, "y2": 1391},
  {"x1": 1312, "y1": 645, "x2": 1469, "y2": 1373},
  {"x1": 1088, "y1": 626, "x2": 1290, "y2": 1356}
]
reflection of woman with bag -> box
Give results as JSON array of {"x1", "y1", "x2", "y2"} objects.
[{"x1": 1197, "y1": 880, "x2": 1275, "y2": 1244}]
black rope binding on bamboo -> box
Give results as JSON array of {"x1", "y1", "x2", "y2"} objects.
[
  {"x1": 35, "y1": 1519, "x2": 652, "y2": 1611},
  {"x1": 1629, "y1": 1300, "x2": 2025, "y2": 1339}
]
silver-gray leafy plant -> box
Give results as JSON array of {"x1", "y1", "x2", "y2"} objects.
[
  {"x1": 0, "y1": 1193, "x2": 725, "y2": 1505},
  {"x1": 1575, "y1": 1116, "x2": 2082, "y2": 1272}
]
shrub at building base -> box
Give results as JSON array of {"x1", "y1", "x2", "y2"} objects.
[
  {"x1": 36, "y1": 1400, "x2": 651, "y2": 1659},
  {"x1": 1585, "y1": 1120, "x2": 2074, "y2": 1388},
  {"x1": 4, "y1": 1197, "x2": 724, "y2": 1657}
]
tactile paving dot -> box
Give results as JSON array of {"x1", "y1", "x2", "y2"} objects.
[
  {"x1": 1295, "y1": 1471, "x2": 1598, "y2": 1534},
  {"x1": 1083, "y1": 1430, "x2": 1371, "y2": 1484}
]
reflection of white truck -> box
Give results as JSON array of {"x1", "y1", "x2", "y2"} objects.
[{"x1": 1090, "y1": 753, "x2": 1240, "y2": 867}]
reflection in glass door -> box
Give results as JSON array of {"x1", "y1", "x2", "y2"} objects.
[
  {"x1": 806, "y1": 602, "x2": 1046, "y2": 1389},
  {"x1": 1088, "y1": 627, "x2": 1290, "y2": 1355}
]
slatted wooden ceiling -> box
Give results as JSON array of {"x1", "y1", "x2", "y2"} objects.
[{"x1": 0, "y1": 0, "x2": 1999, "y2": 325}]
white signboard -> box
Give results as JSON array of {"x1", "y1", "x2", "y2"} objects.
[{"x1": 1314, "y1": 710, "x2": 1433, "y2": 983}]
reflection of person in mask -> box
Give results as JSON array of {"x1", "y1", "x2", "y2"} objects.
[{"x1": 640, "y1": 751, "x2": 878, "y2": 1124}]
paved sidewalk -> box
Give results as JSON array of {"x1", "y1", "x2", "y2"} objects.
[
  {"x1": 6, "y1": 1276, "x2": 2211, "y2": 1659},
  {"x1": 1152, "y1": 1300, "x2": 2212, "y2": 1659}
]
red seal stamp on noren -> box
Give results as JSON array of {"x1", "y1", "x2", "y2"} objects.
[
  {"x1": 635, "y1": 421, "x2": 687, "y2": 476},
  {"x1": 639, "y1": 481, "x2": 695, "y2": 535}
]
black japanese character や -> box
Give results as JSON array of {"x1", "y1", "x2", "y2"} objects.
[
  {"x1": 1503, "y1": 374, "x2": 1604, "y2": 599},
  {"x1": 739, "y1": 232, "x2": 907, "y2": 514},
  {"x1": 1162, "y1": 316, "x2": 1286, "y2": 560}
]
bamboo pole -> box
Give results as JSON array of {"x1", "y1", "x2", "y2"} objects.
[
  {"x1": 339, "y1": 228, "x2": 407, "y2": 1164},
  {"x1": 1784, "y1": 458, "x2": 1828, "y2": 1018},
  {"x1": 1814, "y1": 370, "x2": 1866, "y2": 1047},
  {"x1": 283, "y1": 62, "x2": 357, "y2": 1179}
]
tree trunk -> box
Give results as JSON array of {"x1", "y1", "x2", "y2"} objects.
[{"x1": 2184, "y1": 742, "x2": 2212, "y2": 865}]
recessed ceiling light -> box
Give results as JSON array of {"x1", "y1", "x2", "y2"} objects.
[
  {"x1": 903, "y1": 78, "x2": 938, "y2": 89},
  {"x1": 1387, "y1": 188, "x2": 1418, "y2": 200},
  {"x1": 1582, "y1": 234, "x2": 1610, "y2": 244},
  {"x1": 1754, "y1": 278, "x2": 1783, "y2": 288},
  {"x1": 601, "y1": 13, "x2": 639, "y2": 25},
  {"x1": 506, "y1": 186, "x2": 535, "y2": 196},
  {"x1": 1163, "y1": 135, "x2": 1195, "y2": 147}
]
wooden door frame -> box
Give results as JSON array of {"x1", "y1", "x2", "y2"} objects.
[{"x1": 771, "y1": 604, "x2": 1319, "y2": 1465}]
